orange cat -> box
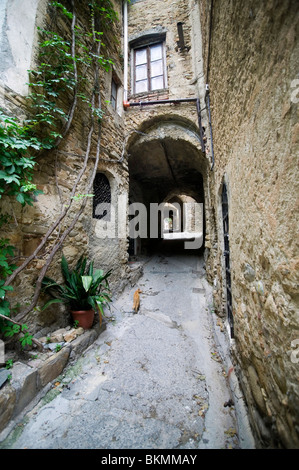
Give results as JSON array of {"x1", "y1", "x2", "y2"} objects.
[{"x1": 133, "y1": 288, "x2": 142, "y2": 313}]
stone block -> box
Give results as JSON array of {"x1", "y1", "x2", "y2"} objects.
[
  {"x1": 63, "y1": 327, "x2": 84, "y2": 343},
  {"x1": 243, "y1": 263, "x2": 255, "y2": 282},
  {"x1": 10, "y1": 362, "x2": 39, "y2": 418},
  {"x1": 0, "y1": 385, "x2": 16, "y2": 434},
  {"x1": 38, "y1": 345, "x2": 71, "y2": 387},
  {"x1": 69, "y1": 330, "x2": 95, "y2": 357},
  {"x1": 49, "y1": 332, "x2": 64, "y2": 343},
  {"x1": 70, "y1": 322, "x2": 106, "y2": 358},
  {"x1": 0, "y1": 369, "x2": 10, "y2": 388},
  {"x1": 22, "y1": 224, "x2": 48, "y2": 235}
]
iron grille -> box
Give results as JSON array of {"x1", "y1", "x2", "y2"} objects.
[{"x1": 93, "y1": 173, "x2": 111, "y2": 220}]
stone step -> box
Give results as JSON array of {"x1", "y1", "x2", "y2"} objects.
[{"x1": 0, "y1": 321, "x2": 106, "y2": 438}]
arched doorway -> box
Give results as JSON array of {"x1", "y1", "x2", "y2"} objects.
[{"x1": 127, "y1": 116, "x2": 208, "y2": 256}]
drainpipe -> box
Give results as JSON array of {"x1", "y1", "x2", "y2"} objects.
[
  {"x1": 196, "y1": 98, "x2": 205, "y2": 153},
  {"x1": 206, "y1": 85, "x2": 215, "y2": 170},
  {"x1": 123, "y1": 0, "x2": 128, "y2": 104},
  {"x1": 205, "y1": 0, "x2": 215, "y2": 171},
  {"x1": 206, "y1": 0, "x2": 214, "y2": 84},
  {"x1": 127, "y1": 97, "x2": 197, "y2": 106}
]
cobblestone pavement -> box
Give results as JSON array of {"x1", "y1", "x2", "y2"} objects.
[{"x1": 1, "y1": 252, "x2": 255, "y2": 450}]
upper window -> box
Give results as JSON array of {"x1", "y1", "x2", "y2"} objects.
[{"x1": 133, "y1": 42, "x2": 166, "y2": 94}]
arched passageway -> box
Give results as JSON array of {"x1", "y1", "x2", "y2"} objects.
[{"x1": 127, "y1": 116, "x2": 208, "y2": 257}]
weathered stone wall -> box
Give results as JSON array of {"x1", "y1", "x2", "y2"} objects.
[
  {"x1": 1, "y1": 0, "x2": 213, "y2": 336},
  {"x1": 0, "y1": 0, "x2": 129, "y2": 334},
  {"x1": 199, "y1": 0, "x2": 299, "y2": 448},
  {"x1": 127, "y1": 0, "x2": 208, "y2": 103},
  {"x1": 124, "y1": 0, "x2": 212, "y2": 256},
  {"x1": 3, "y1": 0, "x2": 298, "y2": 449}
]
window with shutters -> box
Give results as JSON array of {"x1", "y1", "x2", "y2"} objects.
[{"x1": 133, "y1": 42, "x2": 166, "y2": 94}]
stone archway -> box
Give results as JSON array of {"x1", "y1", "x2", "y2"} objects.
[{"x1": 127, "y1": 116, "x2": 208, "y2": 255}]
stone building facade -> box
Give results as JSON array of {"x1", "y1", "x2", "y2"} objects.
[
  {"x1": 198, "y1": 0, "x2": 299, "y2": 448},
  {"x1": 0, "y1": 0, "x2": 298, "y2": 448}
]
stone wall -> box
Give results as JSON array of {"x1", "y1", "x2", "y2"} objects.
[
  {"x1": 2, "y1": 0, "x2": 298, "y2": 449},
  {"x1": 0, "y1": 0, "x2": 42, "y2": 96},
  {"x1": 0, "y1": 0, "x2": 213, "y2": 337},
  {"x1": 127, "y1": 0, "x2": 208, "y2": 104},
  {"x1": 124, "y1": 0, "x2": 213, "y2": 257},
  {"x1": 199, "y1": 0, "x2": 299, "y2": 448},
  {"x1": 0, "y1": 0, "x2": 130, "y2": 334}
]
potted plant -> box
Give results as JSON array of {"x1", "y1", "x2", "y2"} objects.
[{"x1": 41, "y1": 255, "x2": 112, "y2": 329}]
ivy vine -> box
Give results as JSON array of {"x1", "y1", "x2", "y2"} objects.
[{"x1": 0, "y1": 0, "x2": 121, "y2": 351}]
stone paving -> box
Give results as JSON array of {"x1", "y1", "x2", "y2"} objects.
[{"x1": 0, "y1": 252, "x2": 255, "y2": 449}]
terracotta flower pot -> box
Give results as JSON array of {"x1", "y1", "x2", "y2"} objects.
[{"x1": 71, "y1": 309, "x2": 95, "y2": 329}]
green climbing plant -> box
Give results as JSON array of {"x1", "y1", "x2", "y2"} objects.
[
  {"x1": 0, "y1": 0, "x2": 120, "y2": 350},
  {"x1": 0, "y1": 109, "x2": 44, "y2": 347},
  {"x1": 26, "y1": 0, "x2": 115, "y2": 149}
]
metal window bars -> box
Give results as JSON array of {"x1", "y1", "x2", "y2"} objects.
[{"x1": 93, "y1": 173, "x2": 111, "y2": 220}]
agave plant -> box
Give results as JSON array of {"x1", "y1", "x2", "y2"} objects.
[{"x1": 41, "y1": 255, "x2": 112, "y2": 318}]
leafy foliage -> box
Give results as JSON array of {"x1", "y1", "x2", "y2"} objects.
[
  {"x1": 26, "y1": 0, "x2": 115, "y2": 146},
  {"x1": 41, "y1": 255, "x2": 112, "y2": 315},
  {"x1": 0, "y1": 110, "x2": 43, "y2": 203},
  {"x1": 0, "y1": 0, "x2": 118, "y2": 348}
]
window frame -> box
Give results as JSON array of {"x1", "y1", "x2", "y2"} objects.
[
  {"x1": 111, "y1": 77, "x2": 118, "y2": 111},
  {"x1": 132, "y1": 41, "x2": 167, "y2": 95}
]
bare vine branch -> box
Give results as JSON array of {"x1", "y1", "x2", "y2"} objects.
[
  {"x1": 0, "y1": 313, "x2": 43, "y2": 350},
  {"x1": 15, "y1": 15, "x2": 103, "y2": 322},
  {"x1": 56, "y1": 0, "x2": 78, "y2": 144},
  {"x1": 5, "y1": 2, "x2": 95, "y2": 288}
]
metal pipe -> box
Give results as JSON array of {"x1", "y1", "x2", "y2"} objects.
[
  {"x1": 206, "y1": 90, "x2": 215, "y2": 170},
  {"x1": 205, "y1": 0, "x2": 215, "y2": 170},
  {"x1": 123, "y1": 0, "x2": 128, "y2": 102}
]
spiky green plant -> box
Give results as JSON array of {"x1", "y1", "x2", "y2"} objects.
[{"x1": 41, "y1": 255, "x2": 112, "y2": 317}]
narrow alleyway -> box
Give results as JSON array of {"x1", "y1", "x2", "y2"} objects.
[{"x1": 1, "y1": 252, "x2": 255, "y2": 450}]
